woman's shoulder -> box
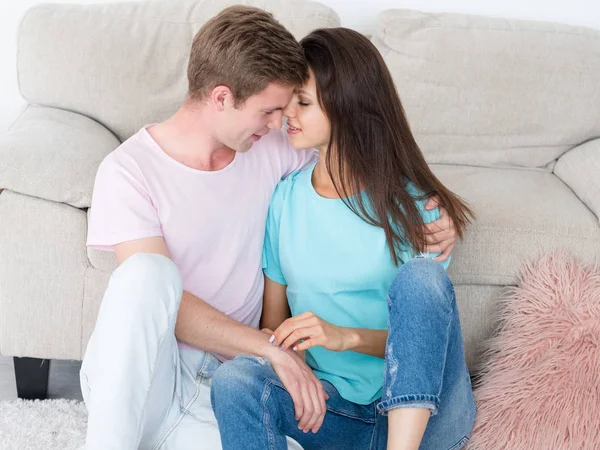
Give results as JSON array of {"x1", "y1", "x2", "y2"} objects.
[
  {"x1": 273, "y1": 166, "x2": 313, "y2": 201},
  {"x1": 267, "y1": 167, "x2": 313, "y2": 229}
]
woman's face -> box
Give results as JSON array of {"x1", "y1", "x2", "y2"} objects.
[{"x1": 283, "y1": 71, "x2": 331, "y2": 151}]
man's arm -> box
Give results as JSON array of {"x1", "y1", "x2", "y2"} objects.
[
  {"x1": 115, "y1": 237, "x2": 279, "y2": 359},
  {"x1": 273, "y1": 128, "x2": 318, "y2": 179},
  {"x1": 177, "y1": 291, "x2": 275, "y2": 359},
  {"x1": 114, "y1": 237, "x2": 328, "y2": 433}
]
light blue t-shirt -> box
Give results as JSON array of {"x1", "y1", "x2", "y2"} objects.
[{"x1": 262, "y1": 163, "x2": 450, "y2": 405}]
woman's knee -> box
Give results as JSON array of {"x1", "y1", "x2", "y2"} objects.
[
  {"x1": 388, "y1": 257, "x2": 453, "y2": 311},
  {"x1": 211, "y1": 356, "x2": 273, "y2": 405}
]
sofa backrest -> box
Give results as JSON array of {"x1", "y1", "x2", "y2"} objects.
[
  {"x1": 17, "y1": 0, "x2": 340, "y2": 142},
  {"x1": 373, "y1": 9, "x2": 600, "y2": 168}
]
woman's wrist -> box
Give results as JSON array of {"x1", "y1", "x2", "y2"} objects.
[{"x1": 340, "y1": 327, "x2": 361, "y2": 352}]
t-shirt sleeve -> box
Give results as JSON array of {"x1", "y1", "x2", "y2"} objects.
[
  {"x1": 262, "y1": 181, "x2": 288, "y2": 285},
  {"x1": 271, "y1": 128, "x2": 318, "y2": 179},
  {"x1": 284, "y1": 146, "x2": 318, "y2": 179},
  {"x1": 87, "y1": 153, "x2": 162, "y2": 251}
]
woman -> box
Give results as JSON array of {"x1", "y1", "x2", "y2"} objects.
[{"x1": 211, "y1": 28, "x2": 477, "y2": 450}]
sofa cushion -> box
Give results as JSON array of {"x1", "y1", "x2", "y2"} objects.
[
  {"x1": 373, "y1": 9, "x2": 600, "y2": 169},
  {"x1": 554, "y1": 138, "x2": 600, "y2": 225},
  {"x1": 0, "y1": 106, "x2": 120, "y2": 208},
  {"x1": 17, "y1": 0, "x2": 340, "y2": 143},
  {"x1": 433, "y1": 165, "x2": 600, "y2": 286}
]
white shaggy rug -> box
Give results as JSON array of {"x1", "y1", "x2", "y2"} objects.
[{"x1": 0, "y1": 399, "x2": 86, "y2": 450}]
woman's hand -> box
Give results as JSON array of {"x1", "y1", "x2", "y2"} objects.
[{"x1": 270, "y1": 312, "x2": 353, "y2": 352}]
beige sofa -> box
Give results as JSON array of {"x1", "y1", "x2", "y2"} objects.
[{"x1": 0, "y1": 0, "x2": 599, "y2": 398}]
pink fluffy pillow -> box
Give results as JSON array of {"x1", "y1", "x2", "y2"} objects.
[{"x1": 467, "y1": 251, "x2": 600, "y2": 449}]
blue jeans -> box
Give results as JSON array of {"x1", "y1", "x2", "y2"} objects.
[{"x1": 210, "y1": 258, "x2": 476, "y2": 449}]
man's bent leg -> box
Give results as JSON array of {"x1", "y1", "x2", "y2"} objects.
[
  {"x1": 164, "y1": 349, "x2": 302, "y2": 450},
  {"x1": 80, "y1": 253, "x2": 183, "y2": 450},
  {"x1": 161, "y1": 347, "x2": 223, "y2": 450}
]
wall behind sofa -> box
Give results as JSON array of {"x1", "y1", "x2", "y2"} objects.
[{"x1": 0, "y1": 0, "x2": 598, "y2": 135}]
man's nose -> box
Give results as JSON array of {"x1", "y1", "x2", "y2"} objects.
[{"x1": 268, "y1": 111, "x2": 283, "y2": 129}]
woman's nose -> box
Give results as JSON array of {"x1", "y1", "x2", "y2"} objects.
[{"x1": 283, "y1": 103, "x2": 295, "y2": 118}]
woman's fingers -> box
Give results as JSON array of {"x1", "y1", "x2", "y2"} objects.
[
  {"x1": 281, "y1": 326, "x2": 321, "y2": 351},
  {"x1": 295, "y1": 338, "x2": 318, "y2": 352},
  {"x1": 273, "y1": 318, "x2": 317, "y2": 347}
]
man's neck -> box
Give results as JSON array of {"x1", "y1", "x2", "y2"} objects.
[{"x1": 148, "y1": 104, "x2": 235, "y2": 171}]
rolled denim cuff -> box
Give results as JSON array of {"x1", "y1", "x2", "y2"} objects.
[{"x1": 376, "y1": 393, "x2": 439, "y2": 416}]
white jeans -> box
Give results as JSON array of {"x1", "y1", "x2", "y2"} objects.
[{"x1": 80, "y1": 253, "x2": 302, "y2": 450}]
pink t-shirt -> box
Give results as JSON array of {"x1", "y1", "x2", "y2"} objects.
[{"x1": 87, "y1": 125, "x2": 316, "y2": 334}]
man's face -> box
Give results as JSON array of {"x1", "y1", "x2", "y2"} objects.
[{"x1": 217, "y1": 83, "x2": 294, "y2": 152}]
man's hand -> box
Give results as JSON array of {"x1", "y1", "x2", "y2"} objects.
[
  {"x1": 267, "y1": 345, "x2": 329, "y2": 434},
  {"x1": 424, "y1": 196, "x2": 457, "y2": 262},
  {"x1": 270, "y1": 312, "x2": 350, "y2": 353}
]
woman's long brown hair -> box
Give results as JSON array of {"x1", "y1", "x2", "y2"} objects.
[{"x1": 301, "y1": 28, "x2": 475, "y2": 265}]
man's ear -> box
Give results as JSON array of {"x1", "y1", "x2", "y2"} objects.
[{"x1": 211, "y1": 85, "x2": 232, "y2": 111}]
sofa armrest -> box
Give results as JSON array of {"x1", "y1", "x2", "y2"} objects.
[
  {"x1": 0, "y1": 105, "x2": 120, "y2": 208},
  {"x1": 554, "y1": 138, "x2": 600, "y2": 223}
]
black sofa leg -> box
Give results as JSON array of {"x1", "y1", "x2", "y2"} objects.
[{"x1": 13, "y1": 357, "x2": 50, "y2": 400}]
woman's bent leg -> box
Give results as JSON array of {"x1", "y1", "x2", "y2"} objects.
[
  {"x1": 378, "y1": 257, "x2": 476, "y2": 450},
  {"x1": 211, "y1": 356, "x2": 378, "y2": 450}
]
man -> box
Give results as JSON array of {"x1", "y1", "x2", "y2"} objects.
[{"x1": 81, "y1": 6, "x2": 458, "y2": 450}]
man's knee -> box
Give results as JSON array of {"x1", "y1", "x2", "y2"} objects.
[
  {"x1": 106, "y1": 253, "x2": 183, "y2": 314},
  {"x1": 114, "y1": 253, "x2": 181, "y2": 283}
]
